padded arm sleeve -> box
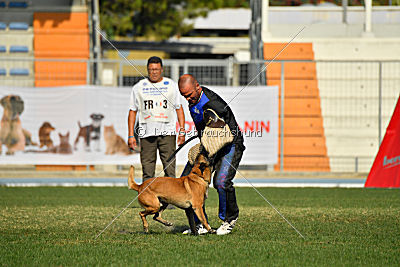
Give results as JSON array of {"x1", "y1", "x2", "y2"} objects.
[{"x1": 203, "y1": 100, "x2": 227, "y2": 119}]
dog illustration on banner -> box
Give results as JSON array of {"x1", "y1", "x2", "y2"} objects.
[
  {"x1": 74, "y1": 113, "x2": 104, "y2": 152},
  {"x1": 25, "y1": 132, "x2": 72, "y2": 154},
  {"x1": 0, "y1": 95, "x2": 37, "y2": 155},
  {"x1": 104, "y1": 125, "x2": 135, "y2": 155},
  {"x1": 39, "y1": 122, "x2": 55, "y2": 149},
  {"x1": 53, "y1": 132, "x2": 73, "y2": 154}
]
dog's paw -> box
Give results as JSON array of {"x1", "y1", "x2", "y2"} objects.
[
  {"x1": 208, "y1": 229, "x2": 216, "y2": 234},
  {"x1": 164, "y1": 221, "x2": 173, "y2": 227}
]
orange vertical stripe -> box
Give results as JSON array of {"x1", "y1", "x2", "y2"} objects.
[
  {"x1": 33, "y1": 12, "x2": 89, "y2": 87},
  {"x1": 264, "y1": 43, "x2": 330, "y2": 171}
]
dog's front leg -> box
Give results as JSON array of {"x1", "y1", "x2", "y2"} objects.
[
  {"x1": 95, "y1": 139, "x2": 101, "y2": 152},
  {"x1": 193, "y1": 205, "x2": 215, "y2": 234},
  {"x1": 184, "y1": 208, "x2": 197, "y2": 235}
]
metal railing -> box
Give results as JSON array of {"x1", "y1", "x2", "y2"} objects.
[{"x1": 0, "y1": 57, "x2": 399, "y2": 172}]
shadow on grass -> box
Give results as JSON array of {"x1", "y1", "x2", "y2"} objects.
[
  {"x1": 170, "y1": 224, "x2": 190, "y2": 234},
  {"x1": 116, "y1": 228, "x2": 165, "y2": 235},
  {"x1": 117, "y1": 224, "x2": 190, "y2": 235}
]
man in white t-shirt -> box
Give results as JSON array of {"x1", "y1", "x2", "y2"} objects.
[{"x1": 128, "y1": 56, "x2": 185, "y2": 181}]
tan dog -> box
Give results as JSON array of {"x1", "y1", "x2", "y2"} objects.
[
  {"x1": 39, "y1": 122, "x2": 55, "y2": 149},
  {"x1": 0, "y1": 95, "x2": 33, "y2": 155},
  {"x1": 104, "y1": 125, "x2": 134, "y2": 155},
  {"x1": 128, "y1": 153, "x2": 215, "y2": 235}
]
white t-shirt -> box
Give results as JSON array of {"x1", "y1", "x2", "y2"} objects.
[{"x1": 129, "y1": 77, "x2": 181, "y2": 138}]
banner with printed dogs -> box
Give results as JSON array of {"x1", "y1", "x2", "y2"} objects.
[{"x1": 0, "y1": 85, "x2": 278, "y2": 165}]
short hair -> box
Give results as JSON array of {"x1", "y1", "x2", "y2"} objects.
[{"x1": 147, "y1": 56, "x2": 163, "y2": 67}]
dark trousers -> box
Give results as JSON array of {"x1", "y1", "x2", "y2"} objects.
[
  {"x1": 140, "y1": 135, "x2": 176, "y2": 182},
  {"x1": 181, "y1": 143, "x2": 244, "y2": 223}
]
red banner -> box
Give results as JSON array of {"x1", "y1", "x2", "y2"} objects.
[{"x1": 365, "y1": 96, "x2": 400, "y2": 188}]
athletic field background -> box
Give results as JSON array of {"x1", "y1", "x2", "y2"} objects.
[{"x1": 1, "y1": 187, "x2": 398, "y2": 266}]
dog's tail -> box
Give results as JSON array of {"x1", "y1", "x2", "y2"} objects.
[
  {"x1": 77, "y1": 121, "x2": 82, "y2": 128},
  {"x1": 128, "y1": 165, "x2": 139, "y2": 191}
]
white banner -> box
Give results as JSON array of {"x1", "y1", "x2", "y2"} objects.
[{"x1": 0, "y1": 85, "x2": 277, "y2": 165}]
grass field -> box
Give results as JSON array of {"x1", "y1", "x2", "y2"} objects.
[{"x1": 0, "y1": 186, "x2": 399, "y2": 266}]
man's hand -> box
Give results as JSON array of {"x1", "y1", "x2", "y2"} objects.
[
  {"x1": 177, "y1": 127, "x2": 185, "y2": 146},
  {"x1": 128, "y1": 136, "x2": 137, "y2": 150},
  {"x1": 177, "y1": 134, "x2": 185, "y2": 146}
]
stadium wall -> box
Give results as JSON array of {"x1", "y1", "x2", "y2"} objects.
[{"x1": 263, "y1": 39, "x2": 400, "y2": 172}]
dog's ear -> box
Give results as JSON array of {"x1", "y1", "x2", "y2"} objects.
[
  {"x1": 0, "y1": 96, "x2": 6, "y2": 107},
  {"x1": 13, "y1": 95, "x2": 24, "y2": 115},
  {"x1": 199, "y1": 162, "x2": 207, "y2": 174}
]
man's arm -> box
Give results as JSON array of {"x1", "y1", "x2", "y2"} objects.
[
  {"x1": 128, "y1": 110, "x2": 137, "y2": 149},
  {"x1": 176, "y1": 106, "x2": 185, "y2": 146}
]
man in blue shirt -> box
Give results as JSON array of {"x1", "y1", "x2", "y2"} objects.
[{"x1": 178, "y1": 74, "x2": 245, "y2": 235}]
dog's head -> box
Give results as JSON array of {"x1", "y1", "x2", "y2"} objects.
[
  {"x1": 0, "y1": 95, "x2": 24, "y2": 120},
  {"x1": 40, "y1": 122, "x2": 55, "y2": 133},
  {"x1": 191, "y1": 153, "x2": 212, "y2": 184},
  {"x1": 58, "y1": 132, "x2": 70, "y2": 144},
  {"x1": 90, "y1": 113, "x2": 105, "y2": 128}
]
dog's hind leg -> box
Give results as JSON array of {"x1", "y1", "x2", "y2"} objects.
[
  {"x1": 139, "y1": 210, "x2": 150, "y2": 233},
  {"x1": 138, "y1": 194, "x2": 162, "y2": 233},
  {"x1": 139, "y1": 206, "x2": 159, "y2": 233},
  {"x1": 153, "y1": 202, "x2": 173, "y2": 227},
  {"x1": 73, "y1": 134, "x2": 80, "y2": 151},
  {"x1": 185, "y1": 207, "x2": 197, "y2": 235}
]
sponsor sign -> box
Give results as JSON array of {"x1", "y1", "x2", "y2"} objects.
[{"x1": 365, "y1": 96, "x2": 400, "y2": 188}]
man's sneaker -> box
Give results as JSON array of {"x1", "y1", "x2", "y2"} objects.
[
  {"x1": 182, "y1": 224, "x2": 208, "y2": 235},
  {"x1": 216, "y1": 218, "x2": 237, "y2": 235}
]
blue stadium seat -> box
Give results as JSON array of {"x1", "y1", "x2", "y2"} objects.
[
  {"x1": 8, "y1": 1, "x2": 28, "y2": 8},
  {"x1": 0, "y1": 68, "x2": 6, "y2": 75},
  {"x1": 0, "y1": 45, "x2": 6, "y2": 52},
  {"x1": 0, "y1": 22, "x2": 6, "y2": 30},
  {"x1": 9, "y1": 45, "x2": 29, "y2": 53},
  {"x1": 10, "y1": 68, "x2": 29, "y2": 76},
  {"x1": 9, "y1": 22, "x2": 29, "y2": 30},
  {"x1": 0, "y1": 2, "x2": 5, "y2": 8}
]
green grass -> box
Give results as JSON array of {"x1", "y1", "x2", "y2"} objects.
[{"x1": 0, "y1": 187, "x2": 399, "y2": 266}]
